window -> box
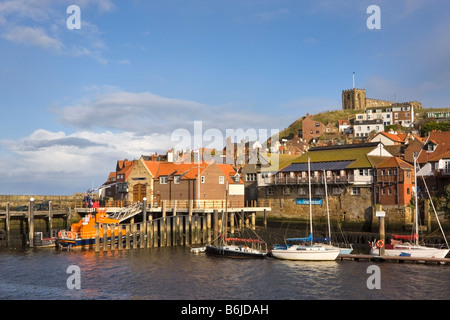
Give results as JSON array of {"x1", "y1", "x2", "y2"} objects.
[
  {"x1": 219, "y1": 176, "x2": 224, "y2": 184},
  {"x1": 298, "y1": 187, "x2": 307, "y2": 195},
  {"x1": 283, "y1": 187, "x2": 291, "y2": 195},
  {"x1": 332, "y1": 187, "x2": 342, "y2": 195},
  {"x1": 201, "y1": 176, "x2": 206, "y2": 183},
  {"x1": 267, "y1": 187, "x2": 275, "y2": 196},
  {"x1": 351, "y1": 187, "x2": 360, "y2": 195},
  {"x1": 315, "y1": 187, "x2": 324, "y2": 196},
  {"x1": 174, "y1": 176, "x2": 181, "y2": 184},
  {"x1": 234, "y1": 174, "x2": 240, "y2": 183},
  {"x1": 160, "y1": 176, "x2": 168, "y2": 184}
]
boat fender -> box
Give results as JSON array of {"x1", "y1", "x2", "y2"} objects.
[{"x1": 376, "y1": 240, "x2": 384, "y2": 248}]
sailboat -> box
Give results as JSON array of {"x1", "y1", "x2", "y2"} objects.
[
  {"x1": 271, "y1": 158, "x2": 340, "y2": 261},
  {"x1": 315, "y1": 170, "x2": 353, "y2": 255},
  {"x1": 370, "y1": 154, "x2": 449, "y2": 259},
  {"x1": 204, "y1": 182, "x2": 268, "y2": 259}
]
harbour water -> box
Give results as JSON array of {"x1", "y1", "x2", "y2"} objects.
[{"x1": 1, "y1": 245, "x2": 449, "y2": 301}]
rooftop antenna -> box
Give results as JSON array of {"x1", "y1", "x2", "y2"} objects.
[{"x1": 352, "y1": 72, "x2": 355, "y2": 89}]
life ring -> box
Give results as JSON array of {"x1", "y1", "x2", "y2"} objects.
[{"x1": 376, "y1": 240, "x2": 384, "y2": 248}]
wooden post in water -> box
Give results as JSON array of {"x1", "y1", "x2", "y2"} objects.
[
  {"x1": 95, "y1": 222, "x2": 100, "y2": 253},
  {"x1": 29, "y1": 198, "x2": 35, "y2": 247},
  {"x1": 162, "y1": 201, "x2": 167, "y2": 247},
  {"x1": 188, "y1": 201, "x2": 193, "y2": 244},
  {"x1": 126, "y1": 224, "x2": 130, "y2": 250},
  {"x1": 103, "y1": 224, "x2": 108, "y2": 251},
  {"x1": 48, "y1": 201, "x2": 53, "y2": 236},
  {"x1": 118, "y1": 225, "x2": 123, "y2": 251},
  {"x1": 202, "y1": 213, "x2": 207, "y2": 244},
  {"x1": 132, "y1": 222, "x2": 137, "y2": 249},
  {"x1": 193, "y1": 213, "x2": 198, "y2": 244},
  {"x1": 230, "y1": 212, "x2": 235, "y2": 235},
  {"x1": 213, "y1": 210, "x2": 218, "y2": 244},
  {"x1": 207, "y1": 212, "x2": 212, "y2": 244},
  {"x1": 142, "y1": 198, "x2": 147, "y2": 248},
  {"x1": 110, "y1": 224, "x2": 116, "y2": 251},
  {"x1": 6, "y1": 202, "x2": 10, "y2": 246},
  {"x1": 148, "y1": 218, "x2": 153, "y2": 248},
  {"x1": 240, "y1": 209, "x2": 244, "y2": 230},
  {"x1": 376, "y1": 204, "x2": 385, "y2": 256},
  {"x1": 251, "y1": 212, "x2": 256, "y2": 231},
  {"x1": 172, "y1": 200, "x2": 177, "y2": 246},
  {"x1": 263, "y1": 208, "x2": 267, "y2": 229}
]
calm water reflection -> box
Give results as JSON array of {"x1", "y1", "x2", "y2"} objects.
[{"x1": 0, "y1": 246, "x2": 449, "y2": 300}]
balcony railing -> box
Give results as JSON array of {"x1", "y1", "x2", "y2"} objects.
[{"x1": 273, "y1": 175, "x2": 351, "y2": 185}]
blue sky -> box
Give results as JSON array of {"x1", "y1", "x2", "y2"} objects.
[{"x1": 1, "y1": 0, "x2": 450, "y2": 195}]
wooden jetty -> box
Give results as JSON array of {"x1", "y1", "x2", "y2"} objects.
[
  {"x1": 0, "y1": 199, "x2": 70, "y2": 247},
  {"x1": 338, "y1": 254, "x2": 450, "y2": 265},
  {"x1": 74, "y1": 199, "x2": 272, "y2": 252}
]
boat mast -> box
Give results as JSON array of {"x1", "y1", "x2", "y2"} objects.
[
  {"x1": 323, "y1": 170, "x2": 331, "y2": 245},
  {"x1": 413, "y1": 153, "x2": 419, "y2": 246},
  {"x1": 308, "y1": 157, "x2": 313, "y2": 245}
]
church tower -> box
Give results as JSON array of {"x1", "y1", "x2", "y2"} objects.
[{"x1": 342, "y1": 88, "x2": 366, "y2": 110}]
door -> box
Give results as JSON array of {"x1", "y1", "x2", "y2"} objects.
[{"x1": 133, "y1": 184, "x2": 146, "y2": 202}]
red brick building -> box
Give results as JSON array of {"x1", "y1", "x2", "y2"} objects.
[
  {"x1": 301, "y1": 114, "x2": 325, "y2": 144},
  {"x1": 373, "y1": 157, "x2": 414, "y2": 206}
]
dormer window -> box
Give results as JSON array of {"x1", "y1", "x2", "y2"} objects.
[
  {"x1": 427, "y1": 143, "x2": 436, "y2": 152},
  {"x1": 234, "y1": 174, "x2": 240, "y2": 183}
]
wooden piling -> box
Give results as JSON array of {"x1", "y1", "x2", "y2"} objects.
[
  {"x1": 202, "y1": 214, "x2": 207, "y2": 244},
  {"x1": 207, "y1": 212, "x2": 212, "y2": 244},
  {"x1": 118, "y1": 225, "x2": 123, "y2": 251},
  {"x1": 213, "y1": 210, "x2": 218, "y2": 243},
  {"x1": 132, "y1": 222, "x2": 137, "y2": 249},
  {"x1": 95, "y1": 223, "x2": 100, "y2": 253},
  {"x1": 103, "y1": 224, "x2": 109, "y2": 251},
  {"x1": 6, "y1": 202, "x2": 10, "y2": 246},
  {"x1": 147, "y1": 214, "x2": 153, "y2": 248},
  {"x1": 188, "y1": 202, "x2": 193, "y2": 244},
  {"x1": 48, "y1": 201, "x2": 53, "y2": 236},
  {"x1": 230, "y1": 212, "x2": 235, "y2": 235},
  {"x1": 142, "y1": 198, "x2": 147, "y2": 248},
  {"x1": 251, "y1": 212, "x2": 255, "y2": 231},
  {"x1": 110, "y1": 224, "x2": 116, "y2": 251},
  {"x1": 126, "y1": 224, "x2": 131, "y2": 250},
  {"x1": 29, "y1": 198, "x2": 35, "y2": 247},
  {"x1": 172, "y1": 203, "x2": 177, "y2": 246},
  {"x1": 193, "y1": 213, "x2": 198, "y2": 244},
  {"x1": 162, "y1": 201, "x2": 167, "y2": 246}
]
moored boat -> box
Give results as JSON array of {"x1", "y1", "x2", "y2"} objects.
[
  {"x1": 56, "y1": 209, "x2": 127, "y2": 250},
  {"x1": 271, "y1": 158, "x2": 340, "y2": 261},
  {"x1": 370, "y1": 154, "x2": 449, "y2": 259},
  {"x1": 205, "y1": 237, "x2": 268, "y2": 259}
]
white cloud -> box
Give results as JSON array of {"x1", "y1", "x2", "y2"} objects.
[
  {"x1": 3, "y1": 26, "x2": 63, "y2": 51},
  {"x1": 51, "y1": 89, "x2": 287, "y2": 135},
  {"x1": 0, "y1": 0, "x2": 111, "y2": 63},
  {"x1": 0, "y1": 129, "x2": 171, "y2": 193}
]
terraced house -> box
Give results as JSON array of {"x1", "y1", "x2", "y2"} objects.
[{"x1": 103, "y1": 156, "x2": 244, "y2": 206}]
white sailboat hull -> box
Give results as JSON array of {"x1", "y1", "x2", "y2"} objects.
[
  {"x1": 271, "y1": 245, "x2": 340, "y2": 261},
  {"x1": 370, "y1": 246, "x2": 449, "y2": 259}
]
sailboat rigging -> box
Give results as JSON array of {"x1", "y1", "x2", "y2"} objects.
[
  {"x1": 370, "y1": 153, "x2": 449, "y2": 259},
  {"x1": 271, "y1": 158, "x2": 340, "y2": 261},
  {"x1": 204, "y1": 181, "x2": 268, "y2": 258}
]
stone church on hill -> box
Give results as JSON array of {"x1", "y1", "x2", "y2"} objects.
[{"x1": 342, "y1": 88, "x2": 422, "y2": 111}]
